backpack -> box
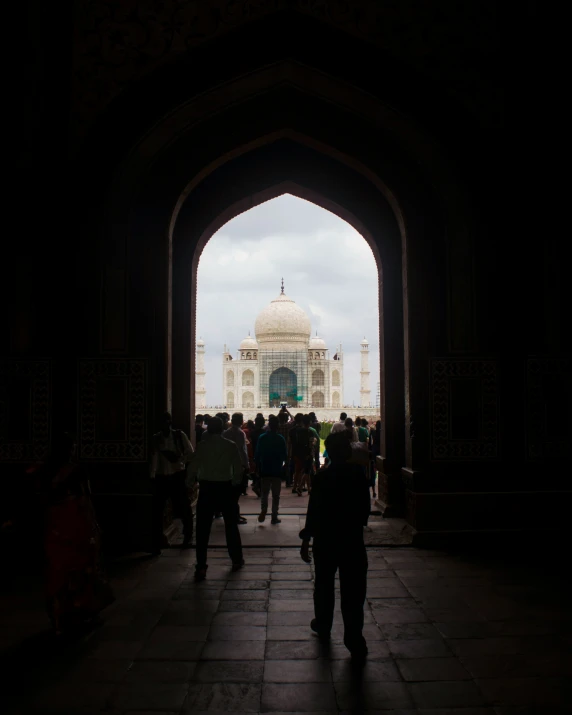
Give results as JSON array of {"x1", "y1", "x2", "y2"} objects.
[{"x1": 292, "y1": 427, "x2": 311, "y2": 457}]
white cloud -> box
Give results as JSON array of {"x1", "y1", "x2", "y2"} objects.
[{"x1": 197, "y1": 194, "x2": 380, "y2": 407}]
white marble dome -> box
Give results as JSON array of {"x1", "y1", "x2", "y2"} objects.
[
  {"x1": 197, "y1": 338, "x2": 205, "y2": 347},
  {"x1": 309, "y1": 335, "x2": 327, "y2": 350},
  {"x1": 239, "y1": 334, "x2": 259, "y2": 350},
  {"x1": 360, "y1": 337, "x2": 369, "y2": 346},
  {"x1": 255, "y1": 291, "x2": 312, "y2": 350}
]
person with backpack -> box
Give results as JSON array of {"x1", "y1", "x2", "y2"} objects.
[
  {"x1": 150, "y1": 411, "x2": 194, "y2": 554},
  {"x1": 292, "y1": 414, "x2": 318, "y2": 496}
]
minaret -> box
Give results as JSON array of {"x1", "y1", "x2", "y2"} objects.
[
  {"x1": 359, "y1": 337, "x2": 371, "y2": 407},
  {"x1": 195, "y1": 337, "x2": 207, "y2": 409}
]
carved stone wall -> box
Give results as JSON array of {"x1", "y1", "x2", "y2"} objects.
[
  {"x1": 70, "y1": 0, "x2": 500, "y2": 148},
  {"x1": 431, "y1": 358, "x2": 498, "y2": 460},
  {"x1": 0, "y1": 360, "x2": 50, "y2": 462},
  {"x1": 526, "y1": 357, "x2": 571, "y2": 461},
  {"x1": 79, "y1": 359, "x2": 147, "y2": 461}
]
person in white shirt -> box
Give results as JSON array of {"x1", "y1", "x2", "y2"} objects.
[
  {"x1": 330, "y1": 412, "x2": 348, "y2": 434},
  {"x1": 189, "y1": 417, "x2": 245, "y2": 580},
  {"x1": 150, "y1": 412, "x2": 194, "y2": 554}
]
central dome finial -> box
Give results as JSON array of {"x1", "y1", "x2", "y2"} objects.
[{"x1": 281, "y1": 277, "x2": 284, "y2": 294}]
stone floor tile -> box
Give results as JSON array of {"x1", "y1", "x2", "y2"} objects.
[
  {"x1": 122, "y1": 659, "x2": 196, "y2": 683},
  {"x1": 270, "y1": 572, "x2": 313, "y2": 581},
  {"x1": 397, "y1": 656, "x2": 471, "y2": 681},
  {"x1": 268, "y1": 599, "x2": 315, "y2": 611},
  {"x1": 268, "y1": 610, "x2": 314, "y2": 626},
  {"x1": 271, "y1": 564, "x2": 313, "y2": 572},
  {"x1": 409, "y1": 681, "x2": 486, "y2": 708},
  {"x1": 267, "y1": 625, "x2": 316, "y2": 640},
  {"x1": 208, "y1": 625, "x2": 267, "y2": 641},
  {"x1": 261, "y1": 682, "x2": 337, "y2": 712},
  {"x1": 417, "y1": 709, "x2": 493, "y2": 715},
  {"x1": 434, "y1": 621, "x2": 491, "y2": 639},
  {"x1": 165, "y1": 599, "x2": 220, "y2": 612},
  {"x1": 190, "y1": 682, "x2": 262, "y2": 711},
  {"x1": 65, "y1": 657, "x2": 133, "y2": 683},
  {"x1": 264, "y1": 658, "x2": 332, "y2": 682},
  {"x1": 329, "y1": 639, "x2": 390, "y2": 660},
  {"x1": 192, "y1": 659, "x2": 264, "y2": 683},
  {"x1": 157, "y1": 609, "x2": 216, "y2": 626},
  {"x1": 134, "y1": 640, "x2": 204, "y2": 661},
  {"x1": 380, "y1": 622, "x2": 442, "y2": 640},
  {"x1": 265, "y1": 639, "x2": 324, "y2": 660},
  {"x1": 218, "y1": 599, "x2": 269, "y2": 612},
  {"x1": 269, "y1": 580, "x2": 314, "y2": 589},
  {"x1": 228, "y1": 571, "x2": 271, "y2": 580},
  {"x1": 270, "y1": 589, "x2": 314, "y2": 599},
  {"x1": 371, "y1": 607, "x2": 429, "y2": 624},
  {"x1": 201, "y1": 640, "x2": 266, "y2": 660},
  {"x1": 108, "y1": 682, "x2": 189, "y2": 712},
  {"x1": 86, "y1": 640, "x2": 147, "y2": 660},
  {"x1": 211, "y1": 611, "x2": 267, "y2": 626},
  {"x1": 425, "y1": 608, "x2": 487, "y2": 623},
  {"x1": 331, "y1": 658, "x2": 402, "y2": 682},
  {"x1": 447, "y1": 637, "x2": 534, "y2": 657},
  {"x1": 173, "y1": 588, "x2": 224, "y2": 600},
  {"x1": 334, "y1": 680, "x2": 414, "y2": 710},
  {"x1": 221, "y1": 589, "x2": 269, "y2": 600},
  {"x1": 388, "y1": 639, "x2": 452, "y2": 659},
  {"x1": 225, "y1": 579, "x2": 270, "y2": 590},
  {"x1": 477, "y1": 676, "x2": 572, "y2": 707},
  {"x1": 147, "y1": 625, "x2": 210, "y2": 642}
]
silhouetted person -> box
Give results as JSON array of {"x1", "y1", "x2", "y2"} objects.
[
  {"x1": 330, "y1": 412, "x2": 348, "y2": 434},
  {"x1": 300, "y1": 431, "x2": 370, "y2": 661},
  {"x1": 190, "y1": 417, "x2": 244, "y2": 580},
  {"x1": 309, "y1": 411, "x2": 322, "y2": 471},
  {"x1": 255, "y1": 415, "x2": 288, "y2": 524},
  {"x1": 195, "y1": 414, "x2": 204, "y2": 443},
  {"x1": 150, "y1": 412, "x2": 194, "y2": 553},
  {"x1": 223, "y1": 412, "x2": 249, "y2": 524}
]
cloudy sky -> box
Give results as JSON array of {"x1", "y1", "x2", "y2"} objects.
[{"x1": 196, "y1": 194, "x2": 379, "y2": 407}]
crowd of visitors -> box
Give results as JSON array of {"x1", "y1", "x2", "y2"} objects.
[{"x1": 2, "y1": 409, "x2": 380, "y2": 659}]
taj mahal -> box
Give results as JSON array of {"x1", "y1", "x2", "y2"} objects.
[{"x1": 195, "y1": 281, "x2": 375, "y2": 419}]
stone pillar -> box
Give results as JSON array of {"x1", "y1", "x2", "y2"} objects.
[
  {"x1": 195, "y1": 338, "x2": 206, "y2": 409},
  {"x1": 360, "y1": 337, "x2": 371, "y2": 407}
]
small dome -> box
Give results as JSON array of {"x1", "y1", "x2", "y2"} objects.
[
  {"x1": 197, "y1": 338, "x2": 205, "y2": 347},
  {"x1": 309, "y1": 335, "x2": 327, "y2": 350},
  {"x1": 239, "y1": 334, "x2": 258, "y2": 350},
  {"x1": 360, "y1": 337, "x2": 369, "y2": 346}
]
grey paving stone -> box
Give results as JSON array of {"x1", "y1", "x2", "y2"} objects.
[
  {"x1": 380, "y1": 622, "x2": 442, "y2": 640},
  {"x1": 146, "y1": 625, "x2": 210, "y2": 642},
  {"x1": 434, "y1": 621, "x2": 491, "y2": 639},
  {"x1": 123, "y1": 659, "x2": 196, "y2": 683},
  {"x1": 225, "y1": 580, "x2": 270, "y2": 590},
  {"x1": 270, "y1": 589, "x2": 315, "y2": 599},
  {"x1": 268, "y1": 610, "x2": 315, "y2": 626},
  {"x1": 331, "y1": 658, "x2": 402, "y2": 682},
  {"x1": 271, "y1": 564, "x2": 313, "y2": 572},
  {"x1": 208, "y1": 625, "x2": 267, "y2": 641},
  {"x1": 371, "y1": 607, "x2": 429, "y2": 624},
  {"x1": 108, "y1": 683, "x2": 188, "y2": 711},
  {"x1": 329, "y1": 639, "x2": 390, "y2": 660},
  {"x1": 262, "y1": 682, "x2": 337, "y2": 712},
  {"x1": 334, "y1": 680, "x2": 414, "y2": 710},
  {"x1": 218, "y1": 599, "x2": 269, "y2": 612},
  {"x1": 268, "y1": 599, "x2": 315, "y2": 611},
  {"x1": 211, "y1": 611, "x2": 267, "y2": 626},
  {"x1": 200, "y1": 640, "x2": 266, "y2": 660},
  {"x1": 164, "y1": 599, "x2": 220, "y2": 612},
  {"x1": 269, "y1": 580, "x2": 314, "y2": 589},
  {"x1": 397, "y1": 656, "x2": 472, "y2": 681},
  {"x1": 172, "y1": 588, "x2": 224, "y2": 600},
  {"x1": 408, "y1": 680, "x2": 486, "y2": 708},
  {"x1": 228, "y1": 571, "x2": 272, "y2": 580},
  {"x1": 157, "y1": 609, "x2": 216, "y2": 626},
  {"x1": 264, "y1": 658, "x2": 332, "y2": 682},
  {"x1": 221, "y1": 589, "x2": 269, "y2": 600},
  {"x1": 265, "y1": 639, "x2": 324, "y2": 660},
  {"x1": 270, "y1": 572, "x2": 313, "y2": 581},
  {"x1": 388, "y1": 639, "x2": 453, "y2": 659},
  {"x1": 134, "y1": 640, "x2": 204, "y2": 661},
  {"x1": 190, "y1": 682, "x2": 262, "y2": 711},
  {"x1": 192, "y1": 659, "x2": 264, "y2": 683}
]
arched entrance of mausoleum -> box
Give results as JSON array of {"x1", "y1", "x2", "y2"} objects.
[{"x1": 73, "y1": 26, "x2": 473, "y2": 541}]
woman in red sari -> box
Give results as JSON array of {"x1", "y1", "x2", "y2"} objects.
[{"x1": 31, "y1": 433, "x2": 113, "y2": 636}]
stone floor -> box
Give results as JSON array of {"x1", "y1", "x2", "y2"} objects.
[
  {"x1": 197, "y1": 490, "x2": 412, "y2": 547},
  {"x1": 1, "y1": 545, "x2": 571, "y2": 714}
]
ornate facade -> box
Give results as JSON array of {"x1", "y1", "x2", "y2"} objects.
[{"x1": 220, "y1": 283, "x2": 345, "y2": 410}]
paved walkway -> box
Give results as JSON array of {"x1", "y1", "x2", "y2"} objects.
[{"x1": 1, "y1": 545, "x2": 571, "y2": 714}]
